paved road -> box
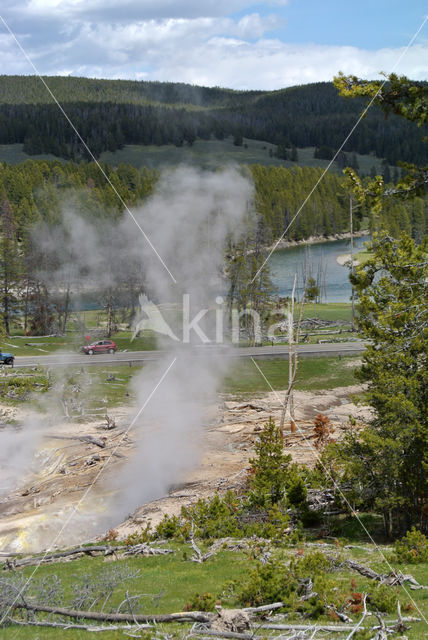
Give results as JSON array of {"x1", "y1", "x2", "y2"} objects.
[{"x1": 13, "y1": 341, "x2": 365, "y2": 369}]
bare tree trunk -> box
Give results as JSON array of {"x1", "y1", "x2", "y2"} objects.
[
  {"x1": 350, "y1": 195, "x2": 355, "y2": 331},
  {"x1": 106, "y1": 292, "x2": 113, "y2": 338},
  {"x1": 280, "y1": 275, "x2": 306, "y2": 435},
  {"x1": 280, "y1": 276, "x2": 296, "y2": 434},
  {"x1": 61, "y1": 279, "x2": 71, "y2": 334},
  {"x1": 23, "y1": 280, "x2": 30, "y2": 335}
]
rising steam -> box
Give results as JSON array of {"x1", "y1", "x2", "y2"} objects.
[
  {"x1": 107, "y1": 166, "x2": 254, "y2": 523},
  {"x1": 0, "y1": 166, "x2": 255, "y2": 545}
]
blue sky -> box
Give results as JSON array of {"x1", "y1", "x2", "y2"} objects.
[
  {"x1": 0, "y1": 0, "x2": 426, "y2": 89},
  {"x1": 235, "y1": 0, "x2": 427, "y2": 49}
]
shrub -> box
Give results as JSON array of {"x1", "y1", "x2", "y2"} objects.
[
  {"x1": 124, "y1": 522, "x2": 153, "y2": 545},
  {"x1": 185, "y1": 592, "x2": 217, "y2": 612},
  {"x1": 237, "y1": 559, "x2": 296, "y2": 607},
  {"x1": 237, "y1": 551, "x2": 334, "y2": 611},
  {"x1": 367, "y1": 584, "x2": 397, "y2": 613},
  {"x1": 155, "y1": 514, "x2": 184, "y2": 540},
  {"x1": 394, "y1": 527, "x2": 428, "y2": 564},
  {"x1": 287, "y1": 468, "x2": 307, "y2": 507},
  {"x1": 154, "y1": 491, "x2": 295, "y2": 542}
]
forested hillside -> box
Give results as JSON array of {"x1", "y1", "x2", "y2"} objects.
[
  {"x1": 1, "y1": 160, "x2": 424, "y2": 244},
  {"x1": 0, "y1": 76, "x2": 426, "y2": 164}
]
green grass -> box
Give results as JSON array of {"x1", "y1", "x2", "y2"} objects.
[
  {"x1": 4, "y1": 303, "x2": 355, "y2": 356},
  {"x1": 0, "y1": 364, "x2": 140, "y2": 408},
  {"x1": 2, "y1": 356, "x2": 360, "y2": 409},
  {"x1": 0, "y1": 140, "x2": 387, "y2": 175},
  {"x1": 356, "y1": 249, "x2": 374, "y2": 264},
  {"x1": 300, "y1": 302, "x2": 352, "y2": 323},
  {"x1": 0, "y1": 545, "x2": 248, "y2": 639},
  {"x1": 0, "y1": 143, "x2": 64, "y2": 164},
  {"x1": 67, "y1": 365, "x2": 139, "y2": 409},
  {"x1": 223, "y1": 356, "x2": 359, "y2": 395},
  {"x1": 1, "y1": 330, "x2": 157, "y2": 356},
  {"x1": 98, "y1": 139, "x2": 386, "y2": 174},
  {"x1": 21, "y1": 544, "x2": 249, "y2": 613},
  {"x1": 1, "y1": 334, "x2": 82, "y2": 356},
  {"x1": 2, "y1": 540, "x2": 426, "y2": 639}
]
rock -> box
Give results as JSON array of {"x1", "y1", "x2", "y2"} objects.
[{"x1": 212, "y1": 607, "x2": 251, "y2": 632}]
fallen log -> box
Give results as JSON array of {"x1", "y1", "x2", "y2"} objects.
[
  {"x1": 79, "y1": 435, "x2": 106, "y2": 448},
  {"x1": 122, "y1": 543, "x2": 174, "y2": 557},
  {"x1": 242, "y1": 601, "x2": 284, "y2": 613},
  {"x1": 2, "y1": 543, "x2": 175, "y2": 570},
  {"x1": 2, "y1": 546, "x2": 111, "y2": 569},
  {"x1": 49, "y1": 434, "x2": 107, "y2": 448},
  {"x1": 231, "y1": 403, "x2": 268, "y2": 412},
  {"x1": 261, "y1": 623, "x2": 364, "y2": 632},
  {"x1": 337, "y1": 559, "x2": 427, "y2": 589},
  {"x1": 190, "y1": 631, "x2": 260, "y2": 640},
  {"x1": 7, "y1": 601, "x2": 211, "y2": 624},
  {"x1": 8, "y1": 618, "x2": 152, "y2": 632}
]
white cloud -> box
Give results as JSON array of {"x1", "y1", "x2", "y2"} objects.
[
  {"x1": 24, "y1": 0, "x2": 263, "y2": 21},
  {"x1": 0, "y1": 2, "x2": 426, "y2": 89}
]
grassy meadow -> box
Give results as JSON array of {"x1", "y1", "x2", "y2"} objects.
[
  {"x1": 1, "y1": 537, "x2": 426, "y2": 639},
  {"x1": 0, "y1": 139, "x2": 387, "y2": 175}
]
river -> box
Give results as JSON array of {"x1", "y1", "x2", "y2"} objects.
[{"x1": 269, "y1": 236, "x2": 368, "y2": 302}]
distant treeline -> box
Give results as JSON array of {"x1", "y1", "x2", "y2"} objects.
[{"x1": 0, "y1": 77, "x2": 426, "y2": 165}]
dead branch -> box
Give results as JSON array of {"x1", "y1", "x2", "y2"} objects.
[
  {"x1": 6, "y1": 600, "x2": 211, "y2": 624},
  {"x1": 260, "y1": 623, "x2": 365, "y2": 632},
  {"x1": 122, "y1": 544, "x2": 174, "y2": 557},
  {"x1": 232, "y1": 403, "x2": 267, "y2": 412},
  {"x1": 2, "y1": 546, "x2": 112, "y2": 569},
  {"x1": 334, "y1": 558, "x2": 427, "y2": 589},
  {"x1": 242, "y1": 601, "x2": 285, "y2": 612},
  {"x1": 49, "y1": 433, "x2": 107, "y2": 448},
  {"x1": 345, "y1": 594, "x2": 368, "y2": 639},
  {"x1": 189, "y1": 524, "x2": 215, "y2": 563},
  {"x1": 80, "y1": 435, "x2": 107, "y2": 448},
  {"x1": 343, "y1": 545, "x2": 379, "y2": 552},
  {"x1": 102, "y1": 415, "x2": 117, "y2": 430},
  {"x1": 7, "y1": 617, "x2": 151, "y2": 632},
  {"x1": 190, "y1": 630, "x2": 260, "y2": 640},
  {"x1": 2, "y1": 543, "x2": 175, "y2": 570}
]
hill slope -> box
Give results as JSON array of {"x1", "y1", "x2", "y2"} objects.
[{"x1": 0, "y1": 76, "x2": 426, "y2": 165}]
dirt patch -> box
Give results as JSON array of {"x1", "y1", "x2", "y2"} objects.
[
  {"x1": 0, "y1": 385, "x2": 371, "y2": 551},
  {"x1": 115, "y1": 384, "x2": 371, "y2": 540}
]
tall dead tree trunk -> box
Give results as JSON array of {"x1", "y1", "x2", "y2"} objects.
[{"x1": 280, "y1": 275, "x2": 306, "y2": 435}]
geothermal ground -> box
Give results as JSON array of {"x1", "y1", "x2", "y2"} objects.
[{"x1": 0, "y1": 384, "x2": 370, "y2": 553}]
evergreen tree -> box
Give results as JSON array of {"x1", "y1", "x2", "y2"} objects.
[
  {"x1": 351, "y1": 153, "x2": 359, "y2": 171},
  {"x1": 305, "y1": 277, "x2": 319, "y2": 302},
  {"x1": 382, "y1": 159, "x2": 391, "y2": 183},
  {"x1": 233, "y1": 132, "x2": 243, "y2": 146},
  {"x1": 334, "y1": 234, "x2": 428, "y2": 536},
  {"x1": 249, "y1": 417, "x2": 291, "y2": 506},
  {"x1": 276, "y1": 144, "x2": 289, "y2": 160}
]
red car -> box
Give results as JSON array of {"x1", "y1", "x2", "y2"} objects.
[{"x1": 83, "y1": 340, "x2": 117, "y2": 355}]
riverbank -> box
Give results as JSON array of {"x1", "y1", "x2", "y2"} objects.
[
  {"x1": 269, "y1": 235, "x2": 368, "y2": 302},
  {"x1": 268, "y1": 229, "x2": 370, "y2": 253},
  {"x1": 337, "y1": 247, "x2": 373, "y2": 266},
  {"x1": 336, "y1": 253, "x2": 359, "y2": 266}
]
